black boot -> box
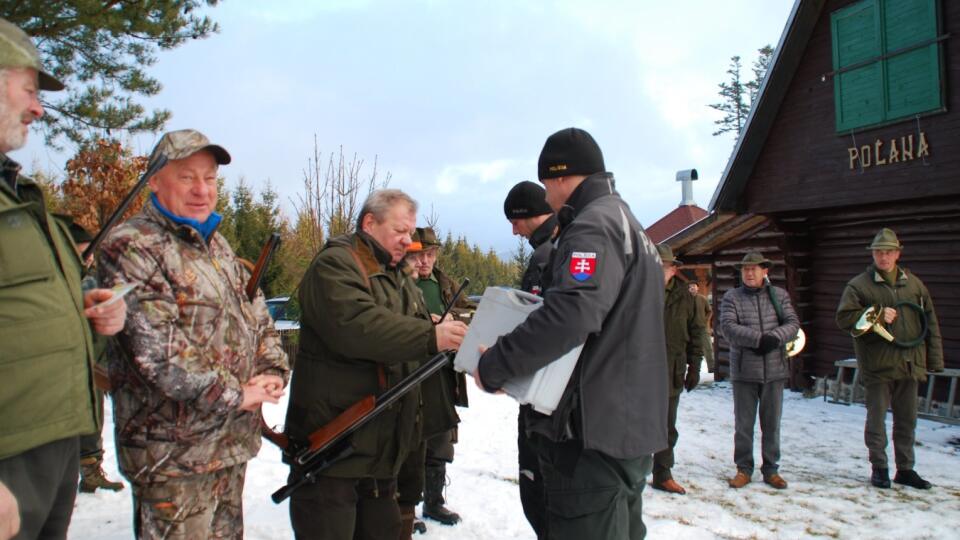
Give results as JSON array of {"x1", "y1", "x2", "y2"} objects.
[
  {"x1": 423, "y1": 464, "x2": 461, "y2": 525},
  {"x1": 870, "y1": 467, "x2": 890, "y2": 489},
  {"x1": 894, "y1": 470, "x2": 932, "y2": 490}
]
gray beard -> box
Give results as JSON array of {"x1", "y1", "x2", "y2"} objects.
[{"x1": 0, "y1": 96, "x2": 28, "y2": 153}]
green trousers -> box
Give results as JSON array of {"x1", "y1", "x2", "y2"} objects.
[
  {"x1": 864, "y1": 378, "x2": 918, "y2": 470},
  {"x1": 540, "y1": 448, "x2": 652, "y2": 540}
]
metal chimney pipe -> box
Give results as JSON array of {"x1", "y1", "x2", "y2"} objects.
[{"x1": 675, "y1": 169, "x2": 698, "y2": 206}]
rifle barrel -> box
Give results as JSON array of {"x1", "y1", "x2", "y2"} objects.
[{"x1": 82, "y1": 155, "x2": 169, "y2": 263}]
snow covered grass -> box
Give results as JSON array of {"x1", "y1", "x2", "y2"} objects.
[{"x1": 69, "y1": 369, "x2": 960, "y2": 539}]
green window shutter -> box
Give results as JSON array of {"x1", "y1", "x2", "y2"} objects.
[
  {"x1": 832, "y1": 0, "x2": 942, "y2": 133},
  {"x1": 832, "y1": 0, "x2": 882, "y2": 131},
  {"x1": 884, "y1": 0, "x2": 941, "y2": 118}
]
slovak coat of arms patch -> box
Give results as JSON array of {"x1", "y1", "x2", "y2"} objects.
[{"x1": 569, "y1": 252, "x2": 597, "y2": 281}]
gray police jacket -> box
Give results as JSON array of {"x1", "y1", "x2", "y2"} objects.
[
  {"x1": 719, "y1": 284, "x2": 799, "y2": 383},
  {"x1": 520, "y1": 214, "x2": 556, "y2": 295},
  {"x1": 479, "y1": 173, "x2": 668, "y2": 460}
]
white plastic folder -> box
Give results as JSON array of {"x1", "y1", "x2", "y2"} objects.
[{"x1": 453, "y1": 287, "x2": 583, "y2": 415}]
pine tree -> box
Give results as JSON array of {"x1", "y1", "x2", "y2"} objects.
[
  {"x1": 745, "y1": 45, "x2": 775, "y2": 108},
  {"x1": 709, "y1": 55, "x2": 747, "y2": 137},
  {"x1": 4, "y1": 1, "x2": 222, "y2": 148}
]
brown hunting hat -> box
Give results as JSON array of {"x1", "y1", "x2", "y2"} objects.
[
  {"x1": 867, "y1": 228, "x2": 902, "y2": 250},
  {"x1": 657, "y1": 244, "x2": 681, "y2": 266},
  {"x1": 736, "y1": 251, "x2": 772, "y2": 269},
  {"x1": 0, "y1": 17, "x2": 64, "y2": 91},
  {"x1": 407, "y1": 227, "x2": 440, "y2": 253},
  {"x1": 148, "y1": 129, "x2": 231, "y2": 171}
]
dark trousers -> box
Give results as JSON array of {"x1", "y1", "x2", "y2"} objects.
[
  {"x1": 864, "y1": 378, "x2": 918, "y2": 470},
  {"x1": 518, "y1": 409, "x2": 545, "y2": 537},
  {"x1": 652, "y1": 392, "x2": 680, "y2": 482},
  {"x1": 0, "y1": 437, "x2": 79, "y2": 540},
  {"x1": 289, "y1": 475, "x2": 400, "y2": 540},
  {"x1": 732, "y1": 380, "x2": 784, "y2": 477},
  {"x1": 540, "y1": 448, "x2": 652, "y2": 540},
  {"x1": 79, "y1": 390, "x2": 106, "y2": 459}
]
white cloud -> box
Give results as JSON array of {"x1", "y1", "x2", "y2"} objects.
[{"x1": 434, "y1": 159, "x2": 517, "y2": 195}]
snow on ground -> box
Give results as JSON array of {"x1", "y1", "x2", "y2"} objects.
[{"x1": 69, "y1": 369, "x2": 960, "y2": 539}]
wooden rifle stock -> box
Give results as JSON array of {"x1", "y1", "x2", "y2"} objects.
[
  {"x1": 82, "y1": 155, "x2": 168, "y2": 264},
  {"x1": 434, "y1": 278, "x2": 469, "y2": 325},
  {"x1": 246, "y1": 232, "x2": 282, "y2": 301},
  {"x1": 270, "y1": 351, "x2": 454, "y2": 503}
]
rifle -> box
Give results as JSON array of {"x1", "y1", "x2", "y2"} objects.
[
  {"x1": 435, "y1": 278, "x2": 470, "y2": 325},
  {"x1": 82, "y1": 155, "x2": 169, "y2": 263},
  {"x1": 245, "y1": 232, "x2": 282, "y2": 301},
  {"x1": 269, "y1": 350, "x2": 454, "y2": 503}
]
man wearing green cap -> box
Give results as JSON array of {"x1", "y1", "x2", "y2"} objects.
[
  {"x1": 652, "y1": 244, "x2": 706, "y2": 495},
  {"x1": 97, "y1": 129, "x2": 290, "y2": 538},
  {"x1": 394, "y1": 227, "x2": 471, "y2": 536},
  {"x1": 836, "y1": 228, "x2": 943, "y2": 490},
  {"x1": 0, "y1": 17, "x2": 128, "y2": 539},
  {"x1": 720, "y1": 252, "x2": 799, "y2": 490}
]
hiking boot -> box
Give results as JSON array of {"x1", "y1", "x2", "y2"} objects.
[
  {"x1": 894, "y1": 470, "x2": 931, "y2": 490},
  {"x1": 763, "y1": 473, "x2": 788, "y2": 490},
  {"x1": 424, "y1": 464, "x2": 461, "y2": 525},
  {"x1": 871, "y1": 467, "x2": 891, "y2": 489},
  {"x1": 728, "y1": 470, "x2": 751, "y2": 489},
  {"x1": 79, "y1": 456, "x2": 124, "y2": 493},
  {"x1": 399, "y1": 504, "x2": 417, "y2": 540},
  {"x1": 651, "y1": 478, "x2": 687, "y2": 495}
]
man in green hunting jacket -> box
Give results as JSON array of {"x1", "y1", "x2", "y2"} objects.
[
  {"x1": 836, "y1": 228, "x2": 944, "y2": 490},
  {"x1": 652, "y1": 244, "x2": 705, "y2": 495},
  {"x1": 0, "y1": 17, "x2": 127, "y2": 539},
  {"x1": 284, "y1": 190, "x2": 468, "y2": 540}
]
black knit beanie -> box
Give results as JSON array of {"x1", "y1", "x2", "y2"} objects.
[
  {"x1": 504, "y1": 181, "x2": 552, "y2": 220},
  {"x1": 537, "y1": 127, "x2": 605, "y2": 181}
]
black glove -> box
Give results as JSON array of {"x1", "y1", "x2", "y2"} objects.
[
  {"x1": 684, "y1": 366, "x2": 700, "y2": 392},
  {"x1": 754, "y1": 334, "x2": 780, "y2": 355}
]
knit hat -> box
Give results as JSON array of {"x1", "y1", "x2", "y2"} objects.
[
  {"x1": 504, "y1": 181, "x2": 552, "y2": 220},
  {"x1": 867, "y1": 228, "x2": 902, "y2": 250},
  {"x1": 537, "y1": 128, "x2": 605, "y2": 181},
  {"x1": 735, "y1": 251, "x2": 772, "y2": 269}
]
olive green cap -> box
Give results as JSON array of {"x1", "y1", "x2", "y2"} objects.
[
  {"x1": 0, "y1": 17, "x2": 64, "y2": 91},
  {"x1": 736, "y1": 251, "x2": 772, "y2": 268},
  {"x1": 147, "y1": 129, "x2": 231, "y2": 171},
  {"x1": 407, "y1": 227, "x2": 440, "y2": 253},
  {"x1": 867, "y1": 228, "x2": 902, "y2": 250},
  {"x1": 656, "y1": 244, "x2": 681, "y2": 265}
]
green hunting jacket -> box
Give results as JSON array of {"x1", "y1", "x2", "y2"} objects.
[
  {"x1": 0, "y1": 153, "x2": 97, "y2": 460},
  {"x1": 412, "y1": 265, "x2": 474, "y2": 438},
  {"x1": 836, "y1": 264, "x2": 943, "y2": 384},
  {"x1": 664, "y1": 277, "x2": 705, "y2": 397},
  {"x1": 285, "y1": 232, "x2": 437, "y2": 479}
]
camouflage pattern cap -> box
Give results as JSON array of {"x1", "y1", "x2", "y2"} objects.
[
  {"x1": 736, "y1": 251, "x2": 772, "y2": 268},
  {"x1": 867, "y1": 228, "x2": 902, "y2": 250},
  {"x1": 147, "y1": 129, "x2": 231, "y2": 171},
  {"x1": 657, "y1": 243, "x2": 681, "y2": 266},
  {"x1": 0, "y1": 17, "x2": 64, "y2": 91}
]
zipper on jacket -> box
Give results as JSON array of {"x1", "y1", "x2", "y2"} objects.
[{"x1": 755, "y1": 293, "x2": 766, "y2": 382}]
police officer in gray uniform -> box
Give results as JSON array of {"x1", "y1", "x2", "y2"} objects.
[
  {"x1": 503, "y1": 180, "x2": 557, "y2": 537},
  {"x1": 476, "y1": 128, "x2": 668, "y2": 540}
]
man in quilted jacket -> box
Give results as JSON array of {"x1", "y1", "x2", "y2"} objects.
[{"x1": 719, "y1": 252, "x2": 799, "y2": 490}]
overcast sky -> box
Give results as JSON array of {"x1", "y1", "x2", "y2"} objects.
[{"x1": 22, "y1": 0, "x2": 795, "y2": 256}]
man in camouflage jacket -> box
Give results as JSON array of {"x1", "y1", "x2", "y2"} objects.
[
  {"x1": 283, "y1": 190, "x2": 467, "y2": 540},
  {"x1": 836, "y1": 228, "x2": 943, "y2": 490},
  {"x1": 652, "y1": 244, "x2": 705, "y2": 495},
  {"x1": 98, "y1": 130, "x2": 289, "y2": 539}
]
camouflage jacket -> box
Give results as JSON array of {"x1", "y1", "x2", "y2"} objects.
[{"x1": 97, "y1": 201, "x2": 289, "y2": 483}]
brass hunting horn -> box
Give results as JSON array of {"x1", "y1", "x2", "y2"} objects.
[{"x1": 850, "y1": 302, "x2": 928, "y2": 348}]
